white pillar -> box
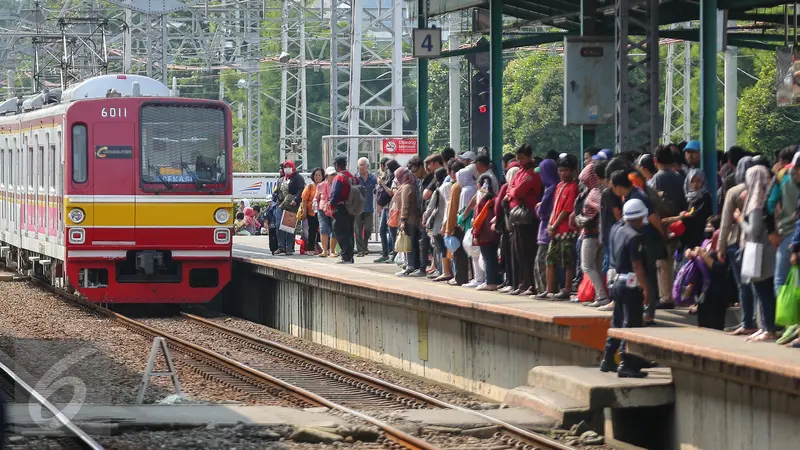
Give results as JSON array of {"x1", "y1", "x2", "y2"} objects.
[
  {"x1": 347, "y1": 0, "x2": 364, "y2": 170},
  {"x1": 448, "y1": 32, "x2": 461, "y2": 152},
  {"x1": 724, "y1": 45, "x2": 738, "y2": 151},
  {"x1": 391, "y1": 0, "x2": 404, "y2": 136}
]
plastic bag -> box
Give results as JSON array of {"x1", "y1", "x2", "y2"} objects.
[
  {"x1": 394, "y1": 252, "x2": 406, "y2": 266},
  {"x1": 462, "y1": 229, "x2": 480, "y2": 257},
  {"x1": 776, "y1": 266, "x2": 800, "y2": 327},
  {"x1": 577, "y1": 275, "x2": 606, "y2": 303},
  {"x1": 395, "y1": 231, "x2": 412, "y2": 253}
]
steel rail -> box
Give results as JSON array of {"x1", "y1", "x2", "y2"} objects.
[
  {"x1": 0, "y1": 360, "x2": 105, "y2": 450},
  {"x1": 182, "y1": 312, "x2": 574, "y2": 450},
  {"x1": 97, "y1": 309, "x2": 438, "y2": 450}
]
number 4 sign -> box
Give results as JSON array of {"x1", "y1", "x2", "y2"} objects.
[{"x1": 413, "y1": 28, "x2": 442, "y2": 58}]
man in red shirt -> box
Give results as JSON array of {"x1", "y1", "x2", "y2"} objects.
[
  {"x1": 506, "y1": 144, "x2": 542, "y2": 295},
  {"x1": 329, "y1": 156, "x2": 356, "y2": 264},
  {"x1": 541, "y1": 154, "x2": 579, "y2": 300}
]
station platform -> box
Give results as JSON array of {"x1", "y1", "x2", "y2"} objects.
[
  {"x1": 229, "y1": 236, "x2": 619, "y2": 401},
  {"x1": 233, "y1": 236, "x2": 612, "y2": 351},
  {"x1": 608, "y1": 327, "x2": 799, "y2": 450}
]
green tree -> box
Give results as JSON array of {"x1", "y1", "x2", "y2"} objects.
[{"x1": 738, "y1": 63, "x2": 800, "y2": 153}]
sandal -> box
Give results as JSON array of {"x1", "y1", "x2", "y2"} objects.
[
  {"x1": 745, "y1": 330, "x2": 765, "y2": 341},
  {"x1": 318, "y1": 252, "x2": 328, "y2": 258},
  {"x1": 728, "y1": 326, "x2": 758, "y2": 336},
  {"x1": 432, "y1": 275, "x2": 453, "y2": 283},
  {"x1": 750, "y1": 331, "x2": 777, "y2": 342}
]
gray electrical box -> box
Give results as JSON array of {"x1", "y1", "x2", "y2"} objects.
[{"x1": 563, "y1": 37, "x2": 615, "y2": 126}]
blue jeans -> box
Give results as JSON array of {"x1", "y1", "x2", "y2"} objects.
[
  {"x1": 728, "y1": 245, "x2": 756, "y2": 329},
  {"x1": 480, "y1": 242, "x2": 501, "y2": 285},
  {"x1": 751, "y1": 278, "x2": 778, "y2": 332},
  {"x1": 774, "y1": 234, "x2": 793, "y2": 297},
  {"x1": 379, "y1": 208, "x2": 391, "y2": 257},
  {"x1": 602, "y1": 242, "x2": 610, "y2": 273},
  {"x1": 278, "y1": 229, "x2": 295, "y2": 253}
]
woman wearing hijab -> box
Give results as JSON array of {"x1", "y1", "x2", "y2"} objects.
[
  {"x1": 243, "y1": 207, "x2": 260, "y2": 235},
  {"x1": 456, "y1": 167, "x2": 483, "y2": 288},
  {"x1": 734, "y1": 165, "x2": 778, "y2": 341},
  {"x1": 719, "y1": 156, "x2": 757, "y2": 336},
  {"x1": 423, "y1": 167, "x2": 449, "y2": 279},
  {"x1": 532, "y1": 159, "x2": 558, "y2": 296},
  {"x1": 394, "y1": 167, "x2": 421, "y2": 276},
  {"x1": 275, "y1": 161, "x2": 306, "y2": 255},
  {"x1": 496, "y1": 161, "x2": 521, "y2": 293},
  {"x1": 573, "y1": 162, "x2": 606, "y2": 304},
  {"x1": 473, "y1": 174, "x2": 501, "y2": 290}
]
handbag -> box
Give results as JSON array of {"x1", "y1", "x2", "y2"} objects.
[
  {"x1": 508, "y1": 204, "x2": 534, "y2": 226},
  {"x1": 388, "y1": 209, "x2": 401, "y2": 228},
  {"x1": 394, "y1": 230, "x2": 412, "y2": 253},
  {"x1": 741, "y1": 241, "x2": 763, "y2": 280},
  {"x1": 279, "y1": 210, "x2": 298, "y2": 233}
]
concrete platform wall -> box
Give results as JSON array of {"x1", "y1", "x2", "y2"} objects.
[
  {"x1": 224, "y1": 266, "x2": 601, "y2": 401},
  {"x1": 670, "y1": 368, "x2": 798, "y2": 450}
]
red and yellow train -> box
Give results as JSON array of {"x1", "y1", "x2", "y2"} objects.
[{"x1": 0, "y1": 74, "x2": 233, "y2": 303}]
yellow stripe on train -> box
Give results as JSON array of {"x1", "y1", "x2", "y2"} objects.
[{"x1": 65, "y1": 202, "x2": 233, "y2": 227}]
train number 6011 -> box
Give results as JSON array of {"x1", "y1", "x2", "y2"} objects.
[{"x1": 101, "y1": 107, "x2": 127, "y2": 118}]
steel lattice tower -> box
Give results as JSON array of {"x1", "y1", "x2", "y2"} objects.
[{"x1": 662, "y1": 23, "x2": 692, "y2": 144}]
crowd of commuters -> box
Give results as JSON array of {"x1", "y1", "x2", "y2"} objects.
[{"x1": 237, "y1": 141, "x2": 800, "y2": 378}]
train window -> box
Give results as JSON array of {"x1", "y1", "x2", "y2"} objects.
[
  {"x1": 50, "y1": 145, "x2": 56, "y2": 189},
  {"x1": 38, "y1": 146, "x2": 44, "y2": 189},
  {"x1": 27, "y1": 147, "x2": 33, "y2": 189},
  {"x1": 72, "y1": 124, "x2": 87, "y2": 183}
]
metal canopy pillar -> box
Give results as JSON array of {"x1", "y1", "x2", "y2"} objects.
[
  {"x1": 701, "y1": 0, "x2": 718, "y2": 209},
  {"x1": 489, "y1": 0, "x2": 503, "y2": 164},
  {"x1": 417, "y1": 0, "x2": 430, "y2": 159},
  {"x1": 580, "y1": 0, "x2": 597, "y2": 153},
  {"x1": 614, "y1": 0, "x2": 660, "y2": 153}
]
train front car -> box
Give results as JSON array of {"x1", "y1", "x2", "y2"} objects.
[{"x1": 63, "y1": 75, "x2": 233, "y2": 303}]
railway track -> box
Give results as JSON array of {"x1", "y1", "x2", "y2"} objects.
[
  {"x1": 26, "y1": 275, "x2": 576, "y2": 450},
  {"x1": 0, "y1": 358, "x2": 104, "y2": 450}
]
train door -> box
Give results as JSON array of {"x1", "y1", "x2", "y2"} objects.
[{"x1": 92, "y1": 122, "x2": 135, "y2": 244}]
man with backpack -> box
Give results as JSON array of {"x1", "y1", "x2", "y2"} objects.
[{"x1": 330, "y1": 156, "x2": 359, "y2": 264}]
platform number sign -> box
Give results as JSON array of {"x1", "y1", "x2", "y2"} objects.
[{"x1": 413, "y1": 28, "x2": 442, "y2": 58}]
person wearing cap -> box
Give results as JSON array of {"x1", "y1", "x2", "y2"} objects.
[
  {"x1": 683, "y1": 140, "x2": 701, "y2": 169},
  {"x1": 600, "y1": 198, "x2": 652, "y2": 378},
  {"x1": 459, "y1": 150, "x2": 476, "y2": 164}
]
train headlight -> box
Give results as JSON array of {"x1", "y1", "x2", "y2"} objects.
[
  {"x1": 214, "y1": 208, "x2": 230, "y2": 224},
  {"x1": 68, "y1": 208, "x2": 85, "y2": 224}
]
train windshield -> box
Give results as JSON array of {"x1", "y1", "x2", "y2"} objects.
[{"x1": 140, "y1": 104, "x2": 227, "y2": 188}]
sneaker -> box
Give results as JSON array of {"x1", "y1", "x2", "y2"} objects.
[
  {"x1": 395, "y1": 269, "x2": 412, "y2": 277},
  {"x1": 476, "y1": 284, "x2": 498, "y2": 291},
  {"x1": 463, "y1": 279, "x2": 482, "y2": 288},
  {"x1": 336, "y1": 260, "x2": 354, "y2": 264},
  {"x1": 409, "y1": 269, "x2": 425, "y2": 277},
  {"x1": 551, "y1": 291, "x2": 570, "y2": 301},
  {"x1": 374, "y1": 256, "x2": 389, "y2": 263},
  {"x1": 534, "y1": 292, "x2": 550, "y2": 300},
  {"x1": 656, "y1": 300, "x2": 675, "y2": 310},
  {"x1": 598, "y1": 301, "x2": 615, "y2": 311},
  {"x1": 427, "y1": 271, "x2": 441, "y2": 279},
  {"x1": 499, "y1": 286, "x2": 513, "y2": 293},
  {"x1": 585, "y1": 298, "x2": 610, "y2": 307}
]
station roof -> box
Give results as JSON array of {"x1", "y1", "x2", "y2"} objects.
[{"x1": 425, "y1": 0, "x2": 795, "y2": 50}]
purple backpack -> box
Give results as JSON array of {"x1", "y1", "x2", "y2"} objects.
[{"x1": 671, "y1": 256, "x2": 711, "y2": 306}]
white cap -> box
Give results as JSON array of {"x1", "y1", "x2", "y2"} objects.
[
  {"x1": 459, "y1": 151, "x2": 476, "y2": 161},
  {"x1": 622, "y1": 198, "x2": 648, "y2": 221},
  {"x1": 325, "y1": 166, "x2": 336, "y2": 176}
]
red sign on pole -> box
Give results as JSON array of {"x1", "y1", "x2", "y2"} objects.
[{"x1": 382, "y1": 138, "x2": 418, "y2": 155}]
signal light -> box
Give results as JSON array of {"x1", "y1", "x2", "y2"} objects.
[{"x1": 478, "y1": 105, "x2": 487, "y2": 114}]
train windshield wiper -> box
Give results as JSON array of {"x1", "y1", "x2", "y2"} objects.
[
  {"x1": 148, "y1": 164, "x2": 173, "y2": 190},
  {"x1": 181, "y1": 162, "x2": 205, "y2": 189}
]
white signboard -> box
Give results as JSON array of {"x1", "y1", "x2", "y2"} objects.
[
  {"x1": 413, "y1": 28, "x2": 442, "y2": 58},
  {"x1": 233, "y1": 172, "x2": 312, "y2": 200}
]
